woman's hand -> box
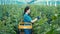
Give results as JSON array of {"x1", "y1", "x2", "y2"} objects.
[{"x1": 36, "y1": 16, "x2": 40, "y2": 20}]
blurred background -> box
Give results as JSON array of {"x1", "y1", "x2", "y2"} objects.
[{"x1": 0, "y1": 0, "x2": 60, "y2": 34}]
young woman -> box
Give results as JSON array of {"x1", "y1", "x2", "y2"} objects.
[{"x1": 23, "y1": 6, "x2": 40, "y2": 34}]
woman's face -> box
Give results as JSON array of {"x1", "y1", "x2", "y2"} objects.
[{"x1": 27, "y1": 9, "x2": 30, "y2": 14}]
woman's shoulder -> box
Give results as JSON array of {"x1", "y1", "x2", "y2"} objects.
[{"x1": 24, "y1": 14, "x2": 28, "y2": 17}]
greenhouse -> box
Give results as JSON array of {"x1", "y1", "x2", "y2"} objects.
[
  {"x1": 0, "y1": 0, "x2": 60, "y2": 34},
  {"x1": 0, "y1": 0, "x2": 60, "y2": 6}
]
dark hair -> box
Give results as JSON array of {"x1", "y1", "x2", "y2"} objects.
[{"x1": 24, "y1": 6, "x2": 30, "y2": 15}]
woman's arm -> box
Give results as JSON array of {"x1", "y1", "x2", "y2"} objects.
[
  {"x1": 31, "y1": 16, "x2": 40, "y2": 23},
  {"x1": 31, "y1": 18, "x2": 38, "y2": 23}
]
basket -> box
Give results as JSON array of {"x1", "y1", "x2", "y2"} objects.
[{"x1": 18, "y1": 22, "x2": 32, "y2": 29}]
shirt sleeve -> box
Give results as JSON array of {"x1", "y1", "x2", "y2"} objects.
[{"x1": 24, "y1": 15, "x2": 32, "y2": 22}]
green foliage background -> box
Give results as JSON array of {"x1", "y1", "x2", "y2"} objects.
[{"x1": 0, "y1": 4, "x2": 60, "y2": 34}]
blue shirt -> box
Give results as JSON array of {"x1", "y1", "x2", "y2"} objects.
[{"x1": 23, "y1": 14, "x2": 32, "y2": 23}]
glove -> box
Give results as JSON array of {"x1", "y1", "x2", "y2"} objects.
[{"x1": 36, "y1": 16, "x2": 40, "y2": 20}]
